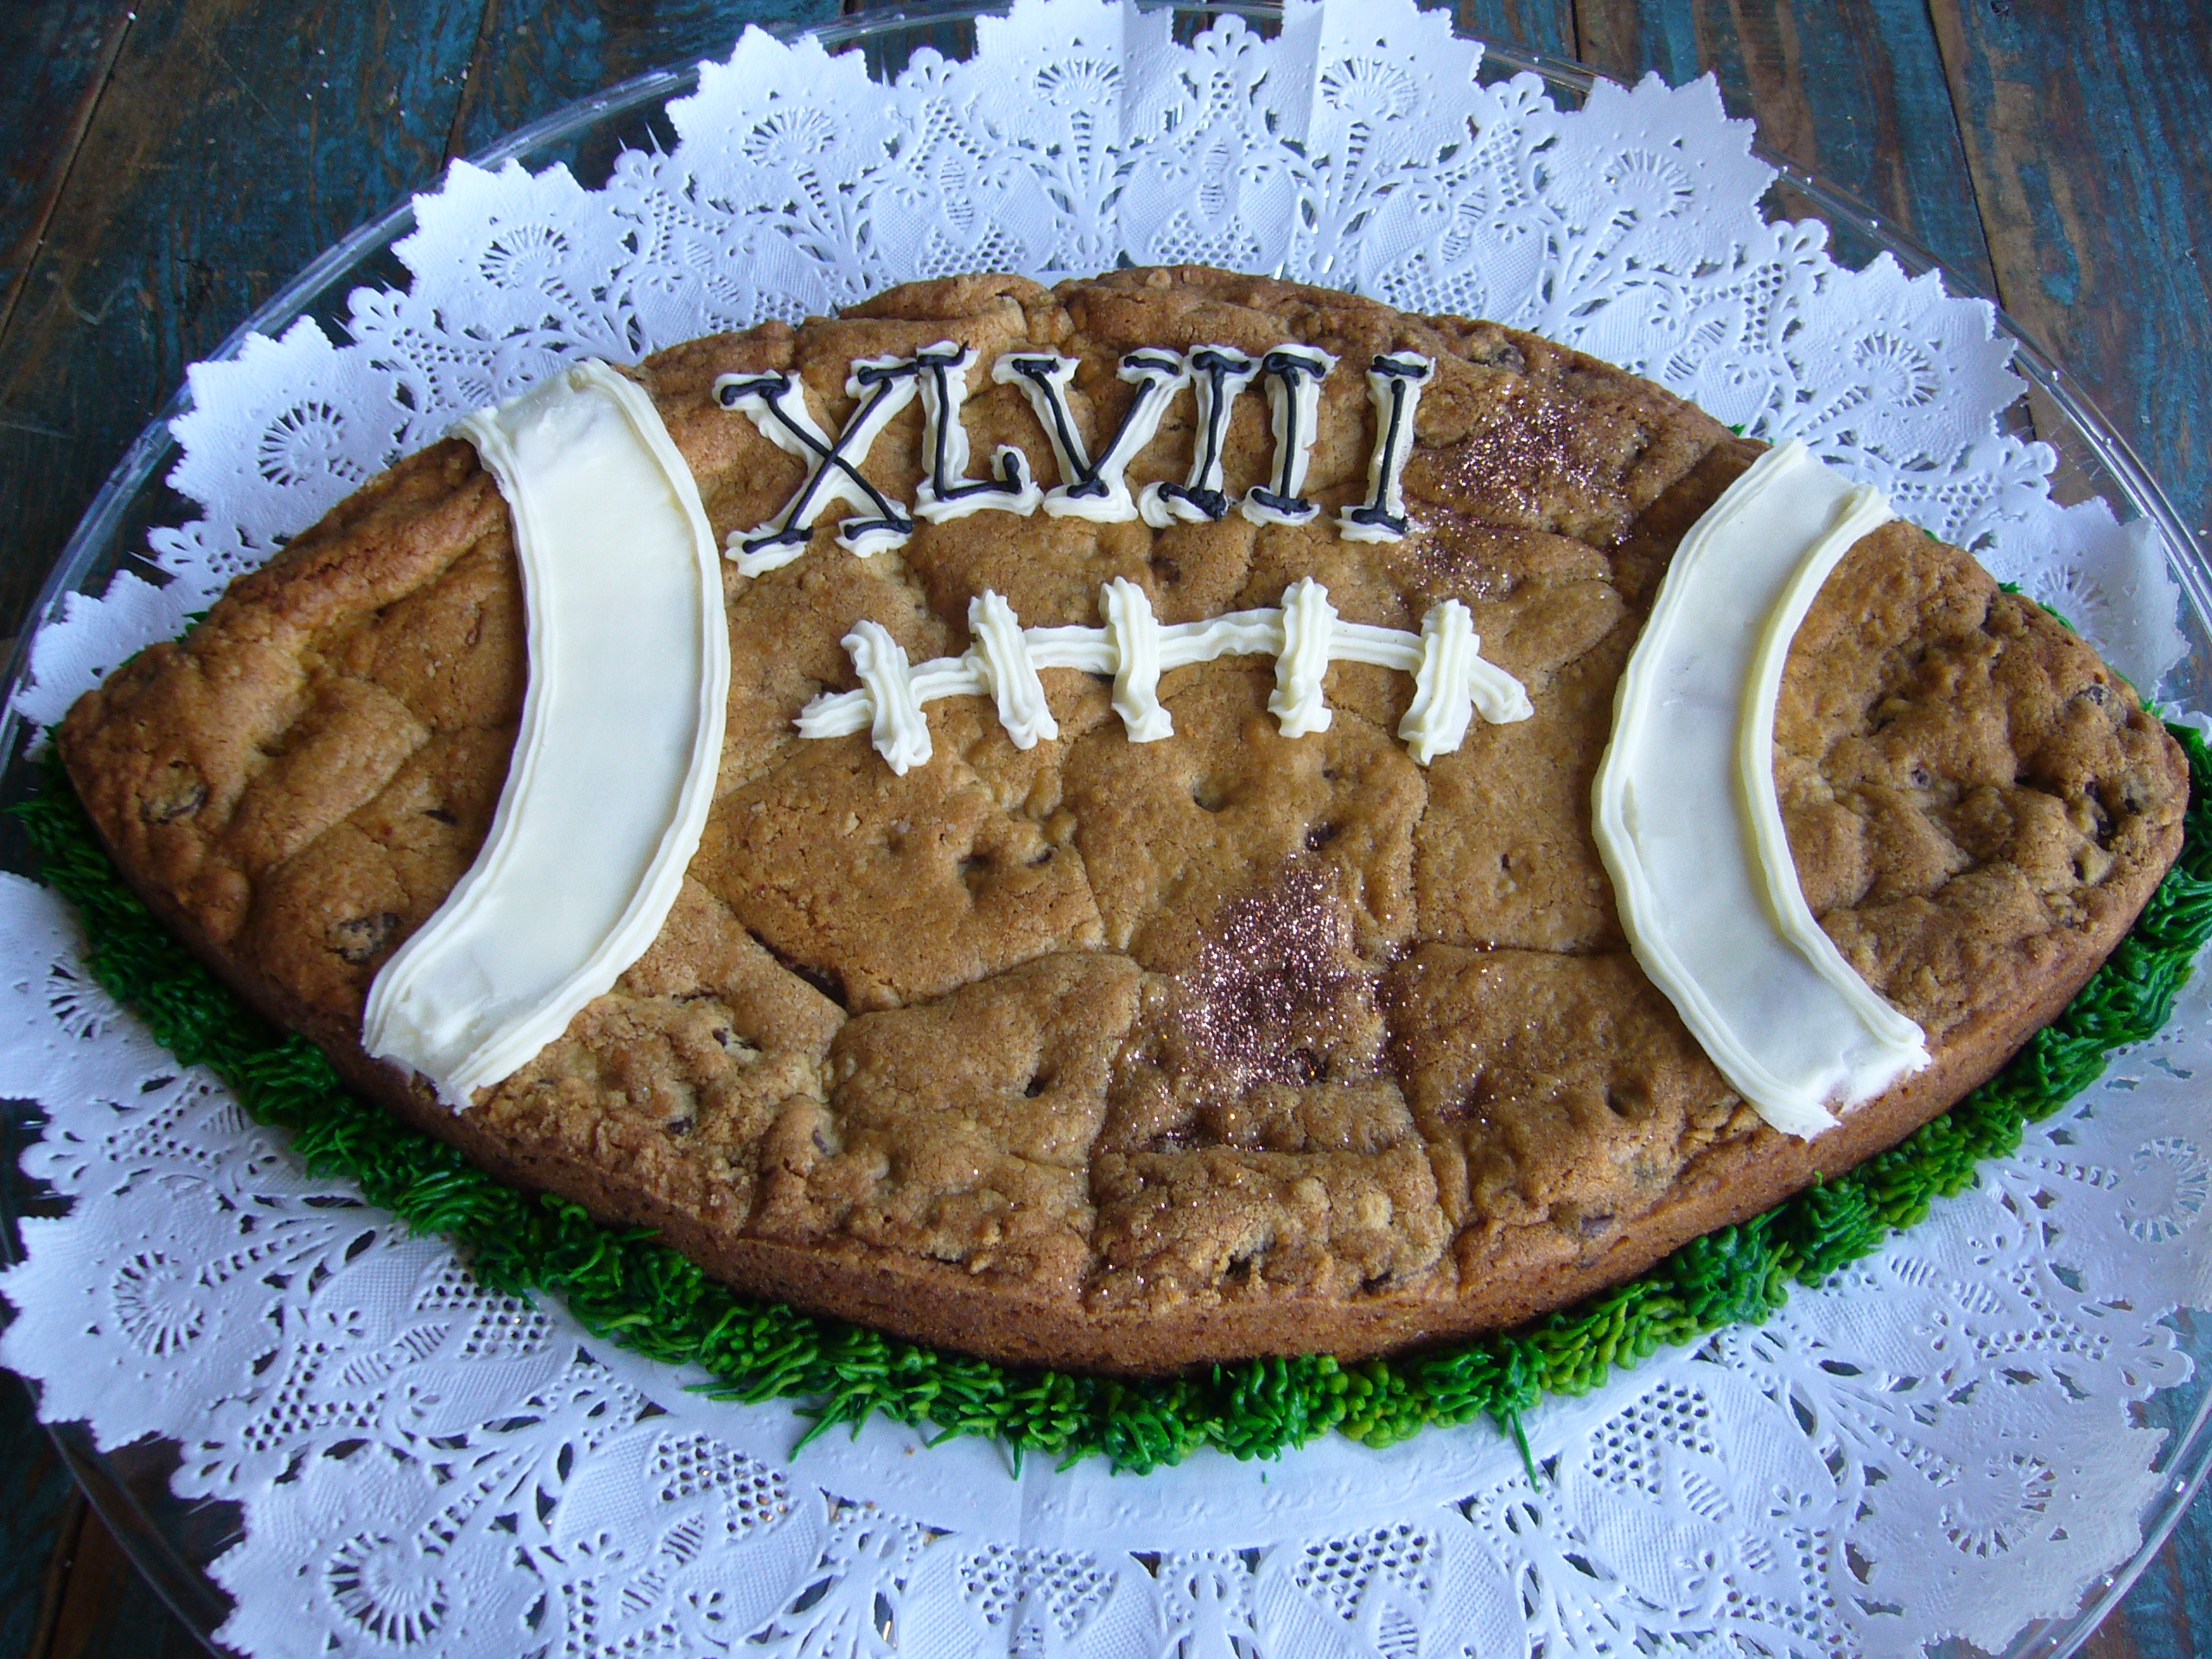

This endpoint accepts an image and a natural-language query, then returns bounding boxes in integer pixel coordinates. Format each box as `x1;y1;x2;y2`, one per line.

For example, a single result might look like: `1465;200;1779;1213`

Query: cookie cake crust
58;267;2189;1373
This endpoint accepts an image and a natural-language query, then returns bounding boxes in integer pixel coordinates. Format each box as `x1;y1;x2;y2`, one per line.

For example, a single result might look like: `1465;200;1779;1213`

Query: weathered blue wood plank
0;0;493;646
841;3;1579;97
1926;29;2212;1641
1932;0;2212;561
0;0;852;652
1455;0;1577;62
1571;0;1998;293
29;1486;213;1659
0;2;131;330
0;1377;76;1658
445;0;843;162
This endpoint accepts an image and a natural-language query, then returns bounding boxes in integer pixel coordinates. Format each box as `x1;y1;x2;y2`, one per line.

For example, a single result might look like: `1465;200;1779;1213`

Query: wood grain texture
0;1380;75;1659
1455;0;1577;60
1569;0;1996;290
0;0;850;651
1930;0;2212;547
0;2;131;337
0;0;490;646
23;1491;210;1659
446;0;840;160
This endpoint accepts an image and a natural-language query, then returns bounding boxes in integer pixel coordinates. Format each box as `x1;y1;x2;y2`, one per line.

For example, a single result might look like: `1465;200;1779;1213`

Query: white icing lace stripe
1398;603;1483;762
842;620;941;774
967;589;1056;747
1592;441;1929;1138
363;361;730;1108
1740;461;1937;1071
1269;575;1338;735
1103;575;1173;740
798;581;1531;766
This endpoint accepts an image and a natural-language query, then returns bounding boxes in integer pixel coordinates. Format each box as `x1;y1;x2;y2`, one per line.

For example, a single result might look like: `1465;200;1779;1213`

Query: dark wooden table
2;1;2207;1654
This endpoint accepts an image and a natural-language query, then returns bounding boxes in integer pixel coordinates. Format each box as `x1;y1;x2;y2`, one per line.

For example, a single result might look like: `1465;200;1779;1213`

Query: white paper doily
3;3;2207;1655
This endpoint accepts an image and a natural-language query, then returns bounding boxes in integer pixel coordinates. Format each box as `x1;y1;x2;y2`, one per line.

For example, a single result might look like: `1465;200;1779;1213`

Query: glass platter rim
1;5;2206;1654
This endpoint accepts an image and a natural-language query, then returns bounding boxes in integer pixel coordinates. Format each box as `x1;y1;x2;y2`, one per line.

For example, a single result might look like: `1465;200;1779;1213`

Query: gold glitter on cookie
1427;382;1621;534
1180;859;1380;1091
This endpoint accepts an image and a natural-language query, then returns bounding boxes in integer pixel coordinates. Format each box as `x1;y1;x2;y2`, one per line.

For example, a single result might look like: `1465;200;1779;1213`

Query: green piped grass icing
17;727;2212;1473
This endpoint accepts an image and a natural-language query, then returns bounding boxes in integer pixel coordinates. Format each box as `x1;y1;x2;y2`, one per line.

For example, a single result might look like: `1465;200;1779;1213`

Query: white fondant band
1591;440;1929;1139
364;361;730;1109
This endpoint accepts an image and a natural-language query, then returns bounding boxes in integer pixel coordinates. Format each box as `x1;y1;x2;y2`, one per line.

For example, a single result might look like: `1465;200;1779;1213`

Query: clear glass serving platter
1;4;2207;1655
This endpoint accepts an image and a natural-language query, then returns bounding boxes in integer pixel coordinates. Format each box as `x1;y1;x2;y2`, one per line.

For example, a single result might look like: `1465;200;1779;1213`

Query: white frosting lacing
362;361;730;1109
798;575;1531;772
966;588;1058;747
1592;440;1930;1136
1100;575;1173;742
1268;575;1339;736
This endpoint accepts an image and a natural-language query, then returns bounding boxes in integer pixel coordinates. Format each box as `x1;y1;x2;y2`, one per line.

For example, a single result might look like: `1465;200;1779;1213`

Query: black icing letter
1338;352;1434;544
1141;346;1259;526
994;348;1189;522
1241;345;1336;528
715;356;924;572
912;342;1040;523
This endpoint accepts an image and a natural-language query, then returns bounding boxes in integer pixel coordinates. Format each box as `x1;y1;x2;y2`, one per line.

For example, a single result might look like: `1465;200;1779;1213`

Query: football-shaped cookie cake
59;266;2189;1374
